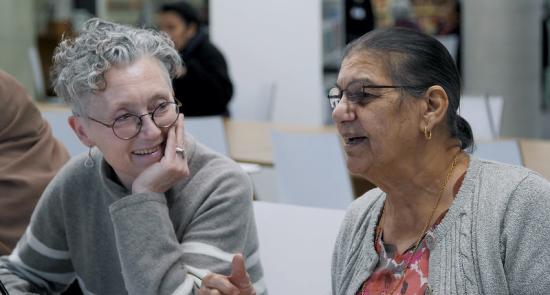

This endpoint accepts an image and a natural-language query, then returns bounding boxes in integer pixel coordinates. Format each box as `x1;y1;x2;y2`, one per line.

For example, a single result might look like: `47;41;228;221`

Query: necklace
361;153;460;295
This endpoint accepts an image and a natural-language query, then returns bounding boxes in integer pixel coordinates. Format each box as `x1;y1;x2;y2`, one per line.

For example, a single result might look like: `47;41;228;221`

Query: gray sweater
0;136;266;295
332;158;550;295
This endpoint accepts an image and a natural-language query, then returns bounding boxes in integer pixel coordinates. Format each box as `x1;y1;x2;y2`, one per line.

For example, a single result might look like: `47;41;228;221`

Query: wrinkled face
80;57;175;187
158;12;195;51
331;51;423;178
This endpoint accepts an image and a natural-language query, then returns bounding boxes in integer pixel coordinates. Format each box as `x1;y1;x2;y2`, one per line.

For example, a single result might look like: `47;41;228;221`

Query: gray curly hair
51;18;182;116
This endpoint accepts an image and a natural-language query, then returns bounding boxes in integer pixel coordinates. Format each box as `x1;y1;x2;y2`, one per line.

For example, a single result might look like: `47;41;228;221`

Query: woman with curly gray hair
0;18;265;295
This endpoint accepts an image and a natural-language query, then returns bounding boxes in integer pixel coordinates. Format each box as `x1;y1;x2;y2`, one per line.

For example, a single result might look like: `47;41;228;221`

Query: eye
155;101;171;113
347;91;380;105
115;113;134;122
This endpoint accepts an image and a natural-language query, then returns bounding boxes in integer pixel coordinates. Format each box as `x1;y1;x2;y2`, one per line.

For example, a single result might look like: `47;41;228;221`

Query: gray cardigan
0;136;266;295
332;158;550;295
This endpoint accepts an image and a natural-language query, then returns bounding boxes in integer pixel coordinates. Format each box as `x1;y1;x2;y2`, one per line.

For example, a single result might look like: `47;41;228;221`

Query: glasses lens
328;87;341;98
113;114;141;139
328;87;341;109
329;98;340;109
153;102;179;127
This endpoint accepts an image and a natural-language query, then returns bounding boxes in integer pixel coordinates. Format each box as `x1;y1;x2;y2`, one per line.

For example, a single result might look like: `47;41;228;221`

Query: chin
346;158;371;179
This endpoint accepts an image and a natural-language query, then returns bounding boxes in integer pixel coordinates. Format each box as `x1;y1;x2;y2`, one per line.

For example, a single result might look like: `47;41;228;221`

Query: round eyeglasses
88;99;182;140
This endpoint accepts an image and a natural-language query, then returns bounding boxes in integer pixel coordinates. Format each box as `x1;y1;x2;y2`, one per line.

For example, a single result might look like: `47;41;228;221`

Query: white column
462;0;543;138
210;0;324;125
0;0;36;96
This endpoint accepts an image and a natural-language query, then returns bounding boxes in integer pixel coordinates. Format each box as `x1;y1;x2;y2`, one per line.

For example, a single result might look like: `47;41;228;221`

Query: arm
501;173;550;294
0;180;75;294
109;168;263;295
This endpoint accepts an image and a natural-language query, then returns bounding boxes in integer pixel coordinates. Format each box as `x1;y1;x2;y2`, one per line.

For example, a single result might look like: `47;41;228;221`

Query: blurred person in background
0;18;264;295
158;2;233;117
0;70;70;255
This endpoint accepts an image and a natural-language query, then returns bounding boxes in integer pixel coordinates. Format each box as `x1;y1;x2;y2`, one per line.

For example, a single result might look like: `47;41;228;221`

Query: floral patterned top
356;173;465;295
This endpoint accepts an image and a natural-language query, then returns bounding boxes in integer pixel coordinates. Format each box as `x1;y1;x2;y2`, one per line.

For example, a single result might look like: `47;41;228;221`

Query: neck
376;142;468;253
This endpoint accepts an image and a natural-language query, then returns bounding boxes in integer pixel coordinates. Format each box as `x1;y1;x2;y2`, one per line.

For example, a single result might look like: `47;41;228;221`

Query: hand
198;254;256;295
132;115;190;193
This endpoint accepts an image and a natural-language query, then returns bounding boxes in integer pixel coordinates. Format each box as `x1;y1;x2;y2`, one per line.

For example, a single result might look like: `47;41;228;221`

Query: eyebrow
107;93;172;117
336;78;376;89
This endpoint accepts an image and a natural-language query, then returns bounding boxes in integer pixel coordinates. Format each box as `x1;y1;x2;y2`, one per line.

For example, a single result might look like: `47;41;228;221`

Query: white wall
462;0;543;138
210;0;324;125
0;0;36;96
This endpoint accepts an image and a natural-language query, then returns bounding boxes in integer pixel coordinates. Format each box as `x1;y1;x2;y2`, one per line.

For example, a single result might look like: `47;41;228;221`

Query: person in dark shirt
158;2;233;117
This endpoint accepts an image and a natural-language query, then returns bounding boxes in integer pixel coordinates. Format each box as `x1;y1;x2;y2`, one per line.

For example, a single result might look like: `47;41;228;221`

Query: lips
132;144;162;155
345;136;368;146
345;136;367;145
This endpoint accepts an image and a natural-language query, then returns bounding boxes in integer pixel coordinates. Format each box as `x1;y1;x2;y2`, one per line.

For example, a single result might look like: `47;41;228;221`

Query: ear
68;116;95;147
420;85;449;132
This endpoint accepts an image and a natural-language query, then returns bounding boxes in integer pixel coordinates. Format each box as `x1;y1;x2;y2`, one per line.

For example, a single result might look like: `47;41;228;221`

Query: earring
84;146;95;168
424;125;432;140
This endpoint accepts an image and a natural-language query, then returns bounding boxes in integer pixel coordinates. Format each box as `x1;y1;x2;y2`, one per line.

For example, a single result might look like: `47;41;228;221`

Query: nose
139;114;162;138
331;97;356;124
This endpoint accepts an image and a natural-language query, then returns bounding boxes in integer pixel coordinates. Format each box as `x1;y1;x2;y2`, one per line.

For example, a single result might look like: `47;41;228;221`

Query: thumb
228;254;251;289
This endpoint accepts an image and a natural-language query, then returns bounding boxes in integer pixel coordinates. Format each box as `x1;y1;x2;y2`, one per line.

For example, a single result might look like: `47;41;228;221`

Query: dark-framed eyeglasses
327;82;427;110
88;99;182;140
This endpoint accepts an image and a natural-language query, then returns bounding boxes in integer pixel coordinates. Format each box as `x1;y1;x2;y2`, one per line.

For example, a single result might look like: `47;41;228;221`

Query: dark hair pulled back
344;27;474;151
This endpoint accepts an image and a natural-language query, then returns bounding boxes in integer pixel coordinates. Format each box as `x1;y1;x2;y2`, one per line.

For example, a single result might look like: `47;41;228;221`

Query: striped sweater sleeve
108;167;266;295
0;182;75;294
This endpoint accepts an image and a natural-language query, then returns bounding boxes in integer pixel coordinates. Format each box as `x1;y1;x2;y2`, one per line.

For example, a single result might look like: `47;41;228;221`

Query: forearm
110;193;196;295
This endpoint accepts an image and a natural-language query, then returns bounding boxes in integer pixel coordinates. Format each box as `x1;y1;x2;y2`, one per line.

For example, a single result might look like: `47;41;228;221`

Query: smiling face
332;51;425;180
70;56;176;189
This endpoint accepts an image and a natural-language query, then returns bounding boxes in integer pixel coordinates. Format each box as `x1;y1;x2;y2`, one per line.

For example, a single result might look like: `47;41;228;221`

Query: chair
435;34;459;62
271;130;354;209
472;139;523;166
184;116;229;156
253;201;345;295
459;95;503;142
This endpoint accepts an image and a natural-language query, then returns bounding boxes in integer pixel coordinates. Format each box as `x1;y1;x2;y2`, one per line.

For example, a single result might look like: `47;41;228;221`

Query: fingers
163;117;177;162
229;254;252;290
201;273;240;295
175;115;185;156
163;115;185;162
198;287;222;295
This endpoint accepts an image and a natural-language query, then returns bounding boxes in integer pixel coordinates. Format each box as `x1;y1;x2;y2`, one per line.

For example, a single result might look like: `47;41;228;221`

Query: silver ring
175;146;185;159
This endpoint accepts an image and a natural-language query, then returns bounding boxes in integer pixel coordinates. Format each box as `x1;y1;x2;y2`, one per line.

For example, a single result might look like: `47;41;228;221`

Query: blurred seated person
158;2;233;117
0;70;69;255
0;18;264;295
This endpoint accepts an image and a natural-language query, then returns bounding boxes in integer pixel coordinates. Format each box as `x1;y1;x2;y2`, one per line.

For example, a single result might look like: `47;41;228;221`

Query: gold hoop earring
424;125;432;140
84;146;95;168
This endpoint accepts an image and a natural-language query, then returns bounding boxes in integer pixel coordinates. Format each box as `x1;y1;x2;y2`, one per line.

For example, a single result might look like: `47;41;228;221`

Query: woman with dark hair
158;2;233;117
329;28;550;294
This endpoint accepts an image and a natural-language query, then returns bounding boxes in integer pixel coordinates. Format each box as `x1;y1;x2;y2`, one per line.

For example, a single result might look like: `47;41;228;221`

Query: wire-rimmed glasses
88;99;182;140
327;82;427;109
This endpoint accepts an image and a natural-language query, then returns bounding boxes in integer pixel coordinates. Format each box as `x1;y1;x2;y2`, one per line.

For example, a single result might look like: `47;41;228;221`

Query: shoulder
342;188;385;227
194;38;226;61
465;158;550;228
188;138;248;181
469;157;549;201
474;157;533;183
43;152;95;191
184;136;252;200
335;188;384;250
